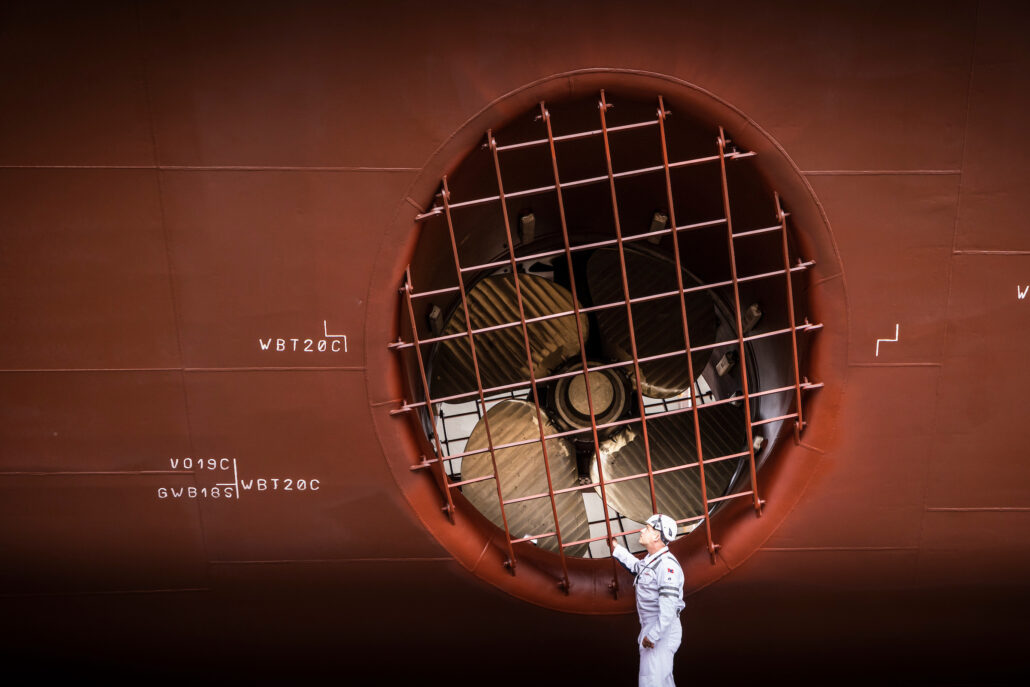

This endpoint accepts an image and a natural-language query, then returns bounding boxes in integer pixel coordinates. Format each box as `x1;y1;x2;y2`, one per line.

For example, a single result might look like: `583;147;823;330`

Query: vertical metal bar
717;127;763;515
438;407;452;469
598;90;658;515
441;176;519;573
775;192;806;443
402;266;455;520
656;97;719;562
487;130;572;592
539;101;622;596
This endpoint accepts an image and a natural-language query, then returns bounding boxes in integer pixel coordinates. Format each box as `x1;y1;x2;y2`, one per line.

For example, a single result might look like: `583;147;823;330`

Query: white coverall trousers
637;615;682;687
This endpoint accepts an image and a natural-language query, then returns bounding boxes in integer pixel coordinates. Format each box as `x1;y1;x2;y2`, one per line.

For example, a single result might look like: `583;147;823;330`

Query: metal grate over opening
390;90;822;594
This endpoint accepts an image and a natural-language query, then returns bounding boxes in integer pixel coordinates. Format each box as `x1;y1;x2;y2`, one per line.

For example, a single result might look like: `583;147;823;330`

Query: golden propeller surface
461;400;590;557
430;273;588;399
589;401;747;525
586;248;717;398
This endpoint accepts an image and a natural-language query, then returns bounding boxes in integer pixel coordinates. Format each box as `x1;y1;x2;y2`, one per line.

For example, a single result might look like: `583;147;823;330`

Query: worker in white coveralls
610;514;685;687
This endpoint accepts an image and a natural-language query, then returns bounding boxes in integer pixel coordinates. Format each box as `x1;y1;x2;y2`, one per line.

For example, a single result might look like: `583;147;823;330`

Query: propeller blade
461;400;590;556
589;401;747;525
430;273;588;399
586;248;717;398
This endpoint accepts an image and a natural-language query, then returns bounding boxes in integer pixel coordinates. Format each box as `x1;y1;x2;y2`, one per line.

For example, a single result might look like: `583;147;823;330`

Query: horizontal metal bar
733;223;782;239
404;284;461;299
511;531;557;545
685;323;809;355
561;533;615;549
495;117;660;152
447;473;495;488
746;380;821;401
653;450;749;474
738;260;815;285
437;407;484;420
708;490;754;504
414;150;756;220
503;489;574;506
752;412;799;427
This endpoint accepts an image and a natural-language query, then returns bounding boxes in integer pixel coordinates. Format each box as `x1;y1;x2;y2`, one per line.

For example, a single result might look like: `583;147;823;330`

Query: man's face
639;523;660;547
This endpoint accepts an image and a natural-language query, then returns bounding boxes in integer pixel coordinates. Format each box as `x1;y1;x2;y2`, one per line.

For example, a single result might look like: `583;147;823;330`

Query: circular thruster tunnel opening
385;72;829;608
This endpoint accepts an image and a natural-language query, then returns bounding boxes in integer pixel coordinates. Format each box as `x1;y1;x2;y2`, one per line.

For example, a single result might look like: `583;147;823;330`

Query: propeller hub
568;371;614;416
552;363;628;432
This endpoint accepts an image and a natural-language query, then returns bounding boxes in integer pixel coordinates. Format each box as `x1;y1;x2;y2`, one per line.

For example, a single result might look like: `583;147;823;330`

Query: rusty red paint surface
2;1;1029;683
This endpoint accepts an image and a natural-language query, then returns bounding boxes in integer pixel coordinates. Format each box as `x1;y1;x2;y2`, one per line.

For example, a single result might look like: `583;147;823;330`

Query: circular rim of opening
366;69;847;614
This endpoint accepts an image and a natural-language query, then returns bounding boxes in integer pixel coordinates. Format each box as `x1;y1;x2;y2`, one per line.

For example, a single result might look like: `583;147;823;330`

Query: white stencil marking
875;324;899;357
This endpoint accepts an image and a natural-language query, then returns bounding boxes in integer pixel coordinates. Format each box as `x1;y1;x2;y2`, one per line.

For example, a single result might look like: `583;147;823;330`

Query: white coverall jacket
613;543;685;687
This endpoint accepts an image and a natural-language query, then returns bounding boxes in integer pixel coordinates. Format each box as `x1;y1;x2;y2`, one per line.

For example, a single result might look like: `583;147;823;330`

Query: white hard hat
646;513;677;544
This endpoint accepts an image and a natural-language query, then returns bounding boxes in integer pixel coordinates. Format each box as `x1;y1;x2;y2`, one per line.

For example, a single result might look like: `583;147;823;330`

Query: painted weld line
0;164;419;172
1;367;181;373
802;169;960;176
952;249;1030;255
849;362;941;368
370;398;405;407
183;366;366;372
810;272;843;287
159;166;419;172
926;507;1030;512
0;366;366;373
209;557;454;564
0;470;186;476
0;587;210;598
759;546;919;552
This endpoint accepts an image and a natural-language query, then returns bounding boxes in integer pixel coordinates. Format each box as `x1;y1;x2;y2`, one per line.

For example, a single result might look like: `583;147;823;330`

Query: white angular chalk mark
1018;285;1029;300
875;324;900;357
323;320;348;352
324;320;346;337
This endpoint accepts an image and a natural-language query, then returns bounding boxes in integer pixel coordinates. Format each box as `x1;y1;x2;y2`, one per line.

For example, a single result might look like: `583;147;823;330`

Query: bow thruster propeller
461;400;590;557
429;245;746;555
